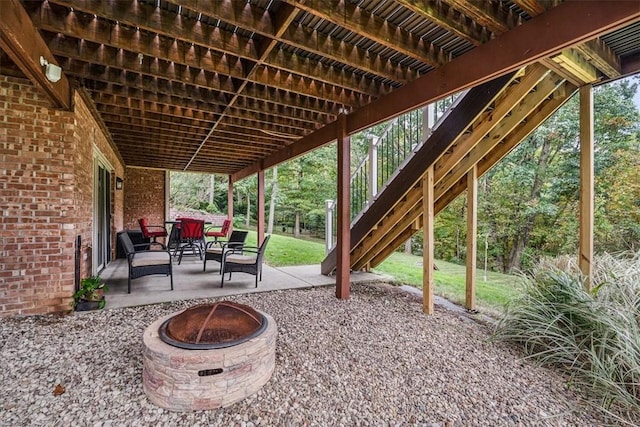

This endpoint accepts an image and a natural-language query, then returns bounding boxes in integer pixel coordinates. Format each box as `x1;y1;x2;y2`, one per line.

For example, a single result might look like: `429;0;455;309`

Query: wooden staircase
322;63;577;275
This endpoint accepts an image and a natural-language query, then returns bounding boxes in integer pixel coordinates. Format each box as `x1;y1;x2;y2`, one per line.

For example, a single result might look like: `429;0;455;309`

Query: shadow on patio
100;256;388;310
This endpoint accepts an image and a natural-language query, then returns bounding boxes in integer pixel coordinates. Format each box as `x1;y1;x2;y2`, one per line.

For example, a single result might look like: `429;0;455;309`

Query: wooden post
257;170;265;246
336;114;351;299
227;175;234;232
579;85;594;290
465;166;478;311
422;166;435;314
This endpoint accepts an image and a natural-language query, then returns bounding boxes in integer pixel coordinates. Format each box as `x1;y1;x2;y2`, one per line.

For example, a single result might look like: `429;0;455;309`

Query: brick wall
0;76;124;316
123;167;166;230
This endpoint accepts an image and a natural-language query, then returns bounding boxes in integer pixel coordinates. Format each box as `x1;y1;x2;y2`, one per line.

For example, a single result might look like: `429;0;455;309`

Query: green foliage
474;77;640;272
304;208;326;237
275;144;337;234
73;275;108;309
232;215;247;229
493;251;640;421
170;172;227;214
433;198;466;263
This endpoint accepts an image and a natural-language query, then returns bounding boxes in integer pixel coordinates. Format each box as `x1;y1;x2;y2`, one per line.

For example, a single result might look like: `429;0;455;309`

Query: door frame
93;147;113;274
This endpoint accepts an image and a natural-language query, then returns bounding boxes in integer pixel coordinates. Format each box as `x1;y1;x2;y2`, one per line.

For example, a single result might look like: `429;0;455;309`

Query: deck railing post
325;199;335;254
368;136;378;204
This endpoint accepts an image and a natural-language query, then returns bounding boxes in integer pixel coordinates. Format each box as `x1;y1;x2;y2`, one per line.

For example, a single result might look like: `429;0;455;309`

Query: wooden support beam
170;0;416;84
0;0;72;109
284;0;448;68
579;85;594;290
465;166;478;311
336;114;350;299
423;167;435;315
257;170;265;246
38;2;376;105
549;49;598;84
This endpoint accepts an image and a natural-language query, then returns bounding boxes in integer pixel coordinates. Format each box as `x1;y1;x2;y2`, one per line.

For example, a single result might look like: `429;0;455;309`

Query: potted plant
73;275;108;311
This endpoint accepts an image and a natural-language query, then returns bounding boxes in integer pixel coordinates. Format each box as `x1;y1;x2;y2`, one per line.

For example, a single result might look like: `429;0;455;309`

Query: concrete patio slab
100;256;387;309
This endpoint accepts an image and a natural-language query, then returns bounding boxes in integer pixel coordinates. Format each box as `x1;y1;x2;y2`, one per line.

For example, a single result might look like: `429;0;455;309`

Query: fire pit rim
158;301;268;350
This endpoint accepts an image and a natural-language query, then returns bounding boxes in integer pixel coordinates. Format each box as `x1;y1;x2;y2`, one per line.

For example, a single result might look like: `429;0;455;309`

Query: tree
170;171;228;213
277;144;337;236
478;77;640;272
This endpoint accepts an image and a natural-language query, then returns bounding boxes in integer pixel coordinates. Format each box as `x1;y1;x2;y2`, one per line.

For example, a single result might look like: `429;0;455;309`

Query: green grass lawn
374;252;521;311
240;231;327;267
233;230;520;311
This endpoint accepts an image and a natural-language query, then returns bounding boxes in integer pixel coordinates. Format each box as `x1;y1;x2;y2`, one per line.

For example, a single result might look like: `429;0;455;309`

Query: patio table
165;220;211;257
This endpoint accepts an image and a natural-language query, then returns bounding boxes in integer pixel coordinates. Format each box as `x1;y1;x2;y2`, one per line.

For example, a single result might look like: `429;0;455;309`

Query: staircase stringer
321;73;517;275
435;80;577;212
350;66;550;271
352;78;575;268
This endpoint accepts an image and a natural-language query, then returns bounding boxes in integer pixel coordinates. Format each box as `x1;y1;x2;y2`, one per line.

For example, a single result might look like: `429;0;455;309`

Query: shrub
493;251;640;422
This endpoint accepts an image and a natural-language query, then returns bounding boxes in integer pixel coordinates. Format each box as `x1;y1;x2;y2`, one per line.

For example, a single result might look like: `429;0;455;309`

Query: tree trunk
506;237;526;273
267;167;277;234
505;135;554;272
245;191;251;228
209;174;215;206
404;238;412;254
294;212;300;238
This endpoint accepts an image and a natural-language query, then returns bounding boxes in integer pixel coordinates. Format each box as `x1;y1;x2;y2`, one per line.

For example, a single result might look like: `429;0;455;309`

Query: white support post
325;199;334;254
423;103;435;141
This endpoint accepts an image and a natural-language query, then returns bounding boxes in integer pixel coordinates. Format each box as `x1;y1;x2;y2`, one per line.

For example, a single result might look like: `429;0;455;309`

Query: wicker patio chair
221;235;270;288
119;232;173;294
203;230;248;272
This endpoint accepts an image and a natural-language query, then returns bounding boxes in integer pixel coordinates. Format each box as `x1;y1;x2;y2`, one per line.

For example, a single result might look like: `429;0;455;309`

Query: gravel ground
0;283;610;426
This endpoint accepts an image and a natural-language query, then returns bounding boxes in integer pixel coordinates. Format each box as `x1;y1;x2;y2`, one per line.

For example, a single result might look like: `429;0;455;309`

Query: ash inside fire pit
159;301;267;350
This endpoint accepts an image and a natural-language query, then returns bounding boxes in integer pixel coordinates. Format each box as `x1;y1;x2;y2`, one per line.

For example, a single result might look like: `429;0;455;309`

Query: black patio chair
221;235;270;288
119;232;173;294
203;230;249;272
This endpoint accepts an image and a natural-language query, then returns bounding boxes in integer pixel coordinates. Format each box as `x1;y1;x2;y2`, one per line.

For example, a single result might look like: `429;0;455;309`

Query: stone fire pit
142;302;277;411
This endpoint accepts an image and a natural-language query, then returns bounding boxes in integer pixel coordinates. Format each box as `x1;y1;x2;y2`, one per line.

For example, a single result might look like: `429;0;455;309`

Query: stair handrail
325;91;467;252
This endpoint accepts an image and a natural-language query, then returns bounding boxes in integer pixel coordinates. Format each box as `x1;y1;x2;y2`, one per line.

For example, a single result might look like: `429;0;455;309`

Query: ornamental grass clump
493;251;640;421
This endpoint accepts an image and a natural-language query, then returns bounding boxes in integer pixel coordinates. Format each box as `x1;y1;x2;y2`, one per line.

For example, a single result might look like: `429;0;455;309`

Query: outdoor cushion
131;251;171;268
224;254;257;265
206;247;223;255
